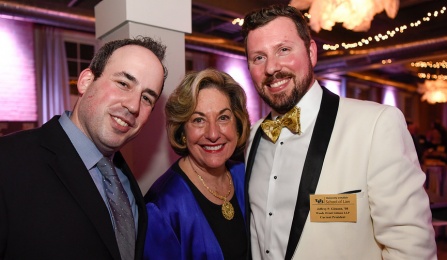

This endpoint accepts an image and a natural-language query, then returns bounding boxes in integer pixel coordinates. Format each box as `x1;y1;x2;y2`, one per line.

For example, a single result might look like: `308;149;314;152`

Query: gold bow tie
261;106;301;143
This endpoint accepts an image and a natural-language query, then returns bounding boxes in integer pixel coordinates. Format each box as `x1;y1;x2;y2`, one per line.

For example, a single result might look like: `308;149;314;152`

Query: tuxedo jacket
0;116;147;260
245;87;437;259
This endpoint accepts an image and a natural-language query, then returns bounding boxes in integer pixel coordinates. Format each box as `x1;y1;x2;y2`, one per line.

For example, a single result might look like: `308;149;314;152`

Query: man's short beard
258;65;314;114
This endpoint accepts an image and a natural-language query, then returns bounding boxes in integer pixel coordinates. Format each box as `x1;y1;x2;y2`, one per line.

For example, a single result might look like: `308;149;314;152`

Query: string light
322;5;446;51
415;60;447;103
232;5;445;52
412;60;447;80
418;73;447;80
411;60;447;69
232;18;244;26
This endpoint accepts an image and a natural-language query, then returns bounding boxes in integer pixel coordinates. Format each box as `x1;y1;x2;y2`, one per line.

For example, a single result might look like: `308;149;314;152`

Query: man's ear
309;40;317;68
77;68;94;95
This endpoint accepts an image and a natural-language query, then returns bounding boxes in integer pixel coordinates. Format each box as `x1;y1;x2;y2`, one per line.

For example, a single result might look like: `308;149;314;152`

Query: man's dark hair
241;4;312;51
89;36;168;86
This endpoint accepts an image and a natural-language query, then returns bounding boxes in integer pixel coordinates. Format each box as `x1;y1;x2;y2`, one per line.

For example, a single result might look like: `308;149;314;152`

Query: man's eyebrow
144;88;159;100
114;71;138;84
114;71;159;100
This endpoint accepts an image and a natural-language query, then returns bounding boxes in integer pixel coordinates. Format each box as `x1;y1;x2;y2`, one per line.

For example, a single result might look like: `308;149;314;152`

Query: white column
95;0;191;195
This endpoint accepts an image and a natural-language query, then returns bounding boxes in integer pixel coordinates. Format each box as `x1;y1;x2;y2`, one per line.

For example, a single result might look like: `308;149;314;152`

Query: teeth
204;145;223;151
270;79;288;88
113;116;128;127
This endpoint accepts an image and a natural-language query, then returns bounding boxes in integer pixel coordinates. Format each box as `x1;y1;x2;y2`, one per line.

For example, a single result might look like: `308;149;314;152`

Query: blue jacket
144;160;246;260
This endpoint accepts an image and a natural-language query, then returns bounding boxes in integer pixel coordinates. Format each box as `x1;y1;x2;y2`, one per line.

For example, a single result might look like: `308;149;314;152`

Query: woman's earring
182;135;187;145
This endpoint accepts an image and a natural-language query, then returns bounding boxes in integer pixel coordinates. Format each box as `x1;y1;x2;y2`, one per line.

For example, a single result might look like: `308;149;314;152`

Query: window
62;31;98;108
65;41;95;95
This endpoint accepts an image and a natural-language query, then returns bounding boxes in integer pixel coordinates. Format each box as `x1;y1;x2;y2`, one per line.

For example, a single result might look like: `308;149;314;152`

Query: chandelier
418;79;447;104
289;0;400;32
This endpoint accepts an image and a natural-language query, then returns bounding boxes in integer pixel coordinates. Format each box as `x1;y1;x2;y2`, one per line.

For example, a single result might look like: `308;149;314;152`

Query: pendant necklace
188;156;235;220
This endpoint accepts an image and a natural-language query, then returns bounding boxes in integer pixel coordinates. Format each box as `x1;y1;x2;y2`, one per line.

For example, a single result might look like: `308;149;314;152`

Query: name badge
309;194;357;222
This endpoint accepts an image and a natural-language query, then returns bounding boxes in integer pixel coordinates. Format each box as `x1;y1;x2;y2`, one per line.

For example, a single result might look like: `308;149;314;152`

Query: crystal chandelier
289;0;400;32
418;79;447;104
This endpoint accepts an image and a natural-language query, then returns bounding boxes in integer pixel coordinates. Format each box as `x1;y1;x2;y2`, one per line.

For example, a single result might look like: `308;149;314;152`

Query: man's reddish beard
257;64;314;114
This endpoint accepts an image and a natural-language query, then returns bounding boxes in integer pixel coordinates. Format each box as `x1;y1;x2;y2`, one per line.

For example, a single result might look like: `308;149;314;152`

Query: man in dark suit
0;36;167;260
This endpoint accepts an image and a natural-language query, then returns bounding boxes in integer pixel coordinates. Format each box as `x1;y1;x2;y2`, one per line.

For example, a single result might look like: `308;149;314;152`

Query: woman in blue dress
143;68;251;260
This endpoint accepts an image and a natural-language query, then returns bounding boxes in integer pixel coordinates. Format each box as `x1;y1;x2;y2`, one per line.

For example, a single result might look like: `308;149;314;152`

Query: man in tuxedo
0;36;167;260
242;5;437;259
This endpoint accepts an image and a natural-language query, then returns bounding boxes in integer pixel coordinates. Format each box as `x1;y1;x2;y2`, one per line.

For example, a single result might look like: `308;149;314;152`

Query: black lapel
284;87;340;260
244;126;264;260
40;117;121;259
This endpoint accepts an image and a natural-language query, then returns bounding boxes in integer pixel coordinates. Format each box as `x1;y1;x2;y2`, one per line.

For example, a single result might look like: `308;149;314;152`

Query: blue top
144;160;246;260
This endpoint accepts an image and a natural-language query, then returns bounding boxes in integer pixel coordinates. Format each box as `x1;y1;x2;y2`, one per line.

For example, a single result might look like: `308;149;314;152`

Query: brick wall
0;18;36;122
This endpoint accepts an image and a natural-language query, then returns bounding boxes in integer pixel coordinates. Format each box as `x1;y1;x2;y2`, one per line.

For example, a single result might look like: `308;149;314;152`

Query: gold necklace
188;156;235;220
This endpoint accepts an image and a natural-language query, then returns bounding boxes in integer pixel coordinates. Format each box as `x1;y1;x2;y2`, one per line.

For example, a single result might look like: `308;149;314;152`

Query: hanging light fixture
289;0;400;32
418;79;447;104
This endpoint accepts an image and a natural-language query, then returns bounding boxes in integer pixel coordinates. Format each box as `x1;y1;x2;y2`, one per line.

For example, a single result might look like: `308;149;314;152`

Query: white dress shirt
249;82;323;260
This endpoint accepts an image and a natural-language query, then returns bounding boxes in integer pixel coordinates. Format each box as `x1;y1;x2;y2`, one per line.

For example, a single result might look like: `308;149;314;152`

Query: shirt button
280;141;284;145
266;250;270;254
269;212;273;216
274;176;277;179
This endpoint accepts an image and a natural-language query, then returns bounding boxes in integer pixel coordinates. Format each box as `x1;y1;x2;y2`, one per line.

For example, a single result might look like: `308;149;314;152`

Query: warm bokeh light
418;79;447;104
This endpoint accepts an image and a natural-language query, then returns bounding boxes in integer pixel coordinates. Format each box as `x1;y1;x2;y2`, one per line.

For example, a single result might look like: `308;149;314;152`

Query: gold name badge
309;194;357;222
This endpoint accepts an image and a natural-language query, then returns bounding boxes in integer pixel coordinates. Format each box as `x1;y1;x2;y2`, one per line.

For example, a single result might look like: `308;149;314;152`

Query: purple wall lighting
0;18;37;121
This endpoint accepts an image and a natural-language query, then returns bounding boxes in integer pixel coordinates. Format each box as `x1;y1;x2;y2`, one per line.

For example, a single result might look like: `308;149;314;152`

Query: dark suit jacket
0;116;147;260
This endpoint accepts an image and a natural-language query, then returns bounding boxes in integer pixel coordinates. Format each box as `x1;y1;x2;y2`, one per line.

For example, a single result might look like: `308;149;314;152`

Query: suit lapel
244;126;263;260
245;126;263;219
284;87;339;259
40;117;121;260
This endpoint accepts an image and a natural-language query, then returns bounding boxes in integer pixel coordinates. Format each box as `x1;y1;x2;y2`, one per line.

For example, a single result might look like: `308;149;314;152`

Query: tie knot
97;157;117;177
279;106;300;126
261;106;301;143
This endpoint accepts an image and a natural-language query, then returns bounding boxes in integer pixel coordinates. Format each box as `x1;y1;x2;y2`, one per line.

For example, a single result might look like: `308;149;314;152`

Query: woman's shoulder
146;162;190;203
146;162;203;222
226;160;245;185
227;160;245;172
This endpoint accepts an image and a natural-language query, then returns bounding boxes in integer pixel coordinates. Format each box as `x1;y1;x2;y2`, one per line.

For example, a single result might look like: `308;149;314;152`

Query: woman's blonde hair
165;68;250;158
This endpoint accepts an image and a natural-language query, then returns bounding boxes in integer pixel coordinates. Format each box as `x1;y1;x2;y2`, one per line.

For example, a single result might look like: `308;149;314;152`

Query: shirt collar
59;111;105;170
270;81;322;135
297;81;322;134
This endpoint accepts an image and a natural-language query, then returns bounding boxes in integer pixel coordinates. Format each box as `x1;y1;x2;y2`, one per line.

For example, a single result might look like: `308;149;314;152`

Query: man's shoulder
337;97;406;128
339;97;400;115
0;116;62;142
0;126;41;148
340;96;390;109
0;116;67;156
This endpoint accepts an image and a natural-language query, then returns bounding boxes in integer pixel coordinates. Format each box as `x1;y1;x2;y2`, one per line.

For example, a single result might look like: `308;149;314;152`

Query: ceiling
0;0;446;92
